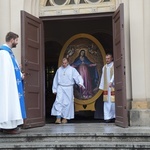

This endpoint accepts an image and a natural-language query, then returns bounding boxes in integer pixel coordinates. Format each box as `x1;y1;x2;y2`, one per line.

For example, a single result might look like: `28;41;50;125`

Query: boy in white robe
99;53;115;123
51;58;84;124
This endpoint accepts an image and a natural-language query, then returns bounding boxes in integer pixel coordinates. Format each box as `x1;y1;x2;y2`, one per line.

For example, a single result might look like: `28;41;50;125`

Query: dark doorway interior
43;15;113;123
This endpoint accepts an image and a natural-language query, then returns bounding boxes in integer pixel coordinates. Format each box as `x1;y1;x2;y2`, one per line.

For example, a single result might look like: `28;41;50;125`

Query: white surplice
99;62;115;120
0;45;23;129
51;65;84;119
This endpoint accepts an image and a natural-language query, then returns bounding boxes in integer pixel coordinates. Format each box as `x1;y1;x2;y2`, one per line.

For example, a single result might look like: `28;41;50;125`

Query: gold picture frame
59;33;106;111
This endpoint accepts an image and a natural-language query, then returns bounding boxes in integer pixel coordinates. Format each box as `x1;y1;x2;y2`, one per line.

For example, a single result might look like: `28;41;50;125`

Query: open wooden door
113;3;128;127
21;11;45;128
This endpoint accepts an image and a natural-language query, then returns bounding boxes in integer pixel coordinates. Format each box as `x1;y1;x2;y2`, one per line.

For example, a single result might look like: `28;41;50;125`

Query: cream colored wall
0;0;10;44
0;0;39;63
0;0;24;63
130;0;145;100
129;0;150;101
143;0;150;100
24;0;40;17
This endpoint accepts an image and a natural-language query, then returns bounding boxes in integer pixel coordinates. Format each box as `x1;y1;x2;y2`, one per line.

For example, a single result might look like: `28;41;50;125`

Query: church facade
0;0;150;127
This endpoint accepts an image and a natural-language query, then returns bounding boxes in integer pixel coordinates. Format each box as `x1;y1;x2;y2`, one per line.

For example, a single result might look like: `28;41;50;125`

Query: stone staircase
0;123;150;150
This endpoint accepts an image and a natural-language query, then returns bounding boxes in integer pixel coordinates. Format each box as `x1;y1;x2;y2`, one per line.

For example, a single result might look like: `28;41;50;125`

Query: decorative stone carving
40;0;116;16
84;0;104;4
49;0;70;6
74;0;80;4
48;0;105;6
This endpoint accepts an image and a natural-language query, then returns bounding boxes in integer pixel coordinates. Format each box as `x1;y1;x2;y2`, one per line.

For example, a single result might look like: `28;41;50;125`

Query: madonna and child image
63;36;104;100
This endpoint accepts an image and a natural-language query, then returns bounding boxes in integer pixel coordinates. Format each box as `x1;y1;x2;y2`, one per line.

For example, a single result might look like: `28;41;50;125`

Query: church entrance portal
21;4;128;128
43;14;113;123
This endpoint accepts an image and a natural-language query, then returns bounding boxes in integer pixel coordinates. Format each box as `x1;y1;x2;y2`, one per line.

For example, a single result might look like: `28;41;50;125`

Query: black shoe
111;118;115;123
105;119;111;123
105;118;115;123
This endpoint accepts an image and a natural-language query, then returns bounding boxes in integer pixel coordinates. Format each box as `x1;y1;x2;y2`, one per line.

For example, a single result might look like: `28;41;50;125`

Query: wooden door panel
21;11;45;128
113;3;128;127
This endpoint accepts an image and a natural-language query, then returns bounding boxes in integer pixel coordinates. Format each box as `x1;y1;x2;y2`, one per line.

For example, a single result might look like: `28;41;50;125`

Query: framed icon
59;33;106;111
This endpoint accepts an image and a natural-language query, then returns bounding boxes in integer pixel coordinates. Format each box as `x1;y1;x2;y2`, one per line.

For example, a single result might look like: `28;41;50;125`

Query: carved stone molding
48;0;105;6
39;0;116;16
49;0;71;6
84;0;104;4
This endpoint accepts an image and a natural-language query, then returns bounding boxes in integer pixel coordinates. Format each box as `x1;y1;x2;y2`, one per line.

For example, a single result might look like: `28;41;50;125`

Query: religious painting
59;33;106;111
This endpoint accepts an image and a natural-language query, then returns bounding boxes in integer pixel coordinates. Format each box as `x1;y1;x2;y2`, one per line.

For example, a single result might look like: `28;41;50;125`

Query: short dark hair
5;32;19;42
106;53;113;58
62;57;69;62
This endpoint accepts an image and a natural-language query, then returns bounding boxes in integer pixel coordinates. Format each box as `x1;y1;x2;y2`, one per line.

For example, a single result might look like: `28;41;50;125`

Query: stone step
1;141;150;150
1;132;150;143
1;123;150;149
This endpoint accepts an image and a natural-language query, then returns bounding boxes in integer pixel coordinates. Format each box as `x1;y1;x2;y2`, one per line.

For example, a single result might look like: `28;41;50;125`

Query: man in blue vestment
0;32;26;134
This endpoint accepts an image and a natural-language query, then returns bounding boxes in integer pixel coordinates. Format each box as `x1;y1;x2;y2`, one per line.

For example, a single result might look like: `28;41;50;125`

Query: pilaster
129;0;150;126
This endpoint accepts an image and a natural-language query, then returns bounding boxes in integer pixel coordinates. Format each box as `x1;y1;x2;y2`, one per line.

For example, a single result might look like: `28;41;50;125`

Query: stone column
144;0;150;103
129;0;150;126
